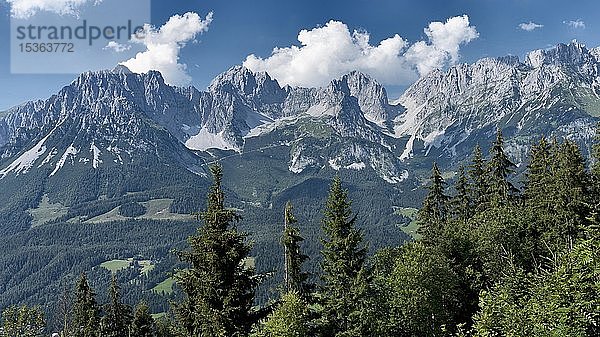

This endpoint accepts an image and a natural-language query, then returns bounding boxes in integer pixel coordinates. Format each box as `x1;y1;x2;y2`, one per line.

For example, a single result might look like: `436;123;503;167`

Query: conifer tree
282;201;310;296
418;162;449;242
486;129;517;204
469;144;488;207
521;138;590;250
100;274;132;337
172;164;259;337
591;124;600;222
550;140;590;240
451;166;471;222
594;123;600;180
130;302;156;337
72;273;100;337
319;176;372;337
524;136;552;207
513;136;554;263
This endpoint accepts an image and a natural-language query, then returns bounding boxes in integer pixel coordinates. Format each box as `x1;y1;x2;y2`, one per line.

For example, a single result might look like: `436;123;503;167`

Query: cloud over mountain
244;15;478;88
122;12;213;86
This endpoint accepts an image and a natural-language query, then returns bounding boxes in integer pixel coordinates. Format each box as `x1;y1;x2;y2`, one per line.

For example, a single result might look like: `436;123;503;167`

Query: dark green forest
1;127;599;337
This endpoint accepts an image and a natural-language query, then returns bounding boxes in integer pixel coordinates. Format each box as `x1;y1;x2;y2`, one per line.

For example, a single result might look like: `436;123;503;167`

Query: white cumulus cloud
405;15;479;76
122;12;213;86
6;0;99;18
519;22;544;31
104;41;130;53
243;15;478;88
564;19;586;29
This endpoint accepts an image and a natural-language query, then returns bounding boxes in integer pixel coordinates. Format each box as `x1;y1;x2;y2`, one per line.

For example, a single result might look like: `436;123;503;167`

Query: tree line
1;127;599;336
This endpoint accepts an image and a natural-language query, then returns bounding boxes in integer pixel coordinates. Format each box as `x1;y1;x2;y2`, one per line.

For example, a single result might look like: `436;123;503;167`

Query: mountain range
0;41;598;314
3;42;599;185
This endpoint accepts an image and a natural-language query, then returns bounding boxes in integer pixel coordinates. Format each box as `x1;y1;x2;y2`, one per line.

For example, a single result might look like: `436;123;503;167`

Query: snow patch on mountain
0;133;50;178
90;143;102;169
185;127;240;152
50;145;79;176
328;158;366;171
346;162;366;170
400;134;416;161
382;170;409;184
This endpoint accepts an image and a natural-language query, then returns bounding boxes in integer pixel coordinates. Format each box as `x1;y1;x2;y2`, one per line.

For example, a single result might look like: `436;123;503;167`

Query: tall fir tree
517;136;555;263
282;201;311;296
549;140;590;241
524;136;552;208
72;273;100;337
594;123;600;180
100;274;132;337
469;144;488;208
592;123;600;222
319;176;372;337
130;302;157;337
173;164;259;337
418;162;449;243
486;128;517;205
451;166;472;223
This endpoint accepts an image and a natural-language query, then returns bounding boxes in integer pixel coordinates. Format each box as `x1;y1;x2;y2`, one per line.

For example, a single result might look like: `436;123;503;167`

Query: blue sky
1;0;599;110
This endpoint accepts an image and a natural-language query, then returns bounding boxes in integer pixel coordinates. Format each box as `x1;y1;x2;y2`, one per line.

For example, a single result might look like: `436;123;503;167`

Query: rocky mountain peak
209;66;283;97
336;71;386;100
525;41;596;69
206;66;288;120
112;64;133;75
327;71;399;123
